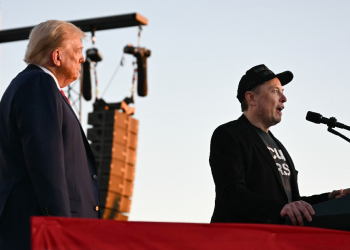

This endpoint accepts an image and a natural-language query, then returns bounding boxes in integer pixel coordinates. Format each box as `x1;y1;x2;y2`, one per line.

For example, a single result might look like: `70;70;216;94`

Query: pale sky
1;0;350;223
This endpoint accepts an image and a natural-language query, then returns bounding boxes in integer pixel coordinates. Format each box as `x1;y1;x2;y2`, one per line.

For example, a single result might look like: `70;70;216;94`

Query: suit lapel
60;95;98;168
239;115;285;192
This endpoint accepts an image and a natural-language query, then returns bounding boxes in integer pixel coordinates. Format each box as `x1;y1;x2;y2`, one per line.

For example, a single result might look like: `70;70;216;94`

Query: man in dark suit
209;64;350;226
0;20;99;249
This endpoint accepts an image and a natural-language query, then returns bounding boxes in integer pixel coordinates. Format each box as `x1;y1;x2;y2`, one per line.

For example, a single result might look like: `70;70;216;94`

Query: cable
100;54;125;98
101;26;142;98
137;25;142;47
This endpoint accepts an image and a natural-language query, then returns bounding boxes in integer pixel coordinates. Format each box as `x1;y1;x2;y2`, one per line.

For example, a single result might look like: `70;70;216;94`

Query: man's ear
51;49;62;66
245;91;257;106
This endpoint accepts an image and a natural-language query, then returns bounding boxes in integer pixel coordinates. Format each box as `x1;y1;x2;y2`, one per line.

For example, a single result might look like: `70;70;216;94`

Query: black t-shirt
254;126;293;203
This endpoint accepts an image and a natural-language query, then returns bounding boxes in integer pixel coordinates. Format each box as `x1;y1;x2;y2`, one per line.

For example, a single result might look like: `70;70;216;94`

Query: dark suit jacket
209;114;329;224
0;65;99;249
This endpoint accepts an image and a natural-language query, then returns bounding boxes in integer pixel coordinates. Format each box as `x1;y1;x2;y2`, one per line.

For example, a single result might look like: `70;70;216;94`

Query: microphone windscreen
306;111;322;124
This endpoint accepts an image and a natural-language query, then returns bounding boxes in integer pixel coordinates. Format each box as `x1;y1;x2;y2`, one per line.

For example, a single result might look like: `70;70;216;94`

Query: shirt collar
35;64;61;91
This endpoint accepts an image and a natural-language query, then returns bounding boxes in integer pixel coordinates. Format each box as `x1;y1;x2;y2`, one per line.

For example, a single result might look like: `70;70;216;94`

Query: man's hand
280;201;315;226
328;188;350;200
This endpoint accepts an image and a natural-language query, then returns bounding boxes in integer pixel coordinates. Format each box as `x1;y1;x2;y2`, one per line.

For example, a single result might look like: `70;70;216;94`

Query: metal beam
0;13;148;43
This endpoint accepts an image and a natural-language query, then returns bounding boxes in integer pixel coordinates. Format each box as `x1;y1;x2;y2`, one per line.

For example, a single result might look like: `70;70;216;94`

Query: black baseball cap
237;64;293;103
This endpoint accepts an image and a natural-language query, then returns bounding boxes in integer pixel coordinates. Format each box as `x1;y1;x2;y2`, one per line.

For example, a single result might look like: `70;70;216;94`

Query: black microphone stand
327;117;350;143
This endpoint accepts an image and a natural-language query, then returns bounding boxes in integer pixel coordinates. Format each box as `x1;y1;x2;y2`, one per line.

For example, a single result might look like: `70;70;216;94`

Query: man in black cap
209;64;349;225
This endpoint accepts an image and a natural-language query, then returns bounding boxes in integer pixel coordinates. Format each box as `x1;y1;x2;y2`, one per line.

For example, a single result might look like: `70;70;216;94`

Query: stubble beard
258;106;281;129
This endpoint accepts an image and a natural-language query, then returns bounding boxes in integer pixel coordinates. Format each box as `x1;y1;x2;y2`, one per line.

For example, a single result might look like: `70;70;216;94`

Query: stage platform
31;216;350;250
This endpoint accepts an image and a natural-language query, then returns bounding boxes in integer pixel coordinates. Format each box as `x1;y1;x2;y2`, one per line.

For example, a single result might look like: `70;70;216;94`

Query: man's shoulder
1;65;58;106
211;115;249;140
11;65;56;91
214;115;247;132
16;64;51;81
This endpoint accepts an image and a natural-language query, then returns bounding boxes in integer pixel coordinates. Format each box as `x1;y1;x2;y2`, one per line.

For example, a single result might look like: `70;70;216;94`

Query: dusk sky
1;1;350;223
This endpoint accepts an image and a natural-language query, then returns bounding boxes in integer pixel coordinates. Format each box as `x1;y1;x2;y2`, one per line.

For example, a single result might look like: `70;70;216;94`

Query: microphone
306;111;350;130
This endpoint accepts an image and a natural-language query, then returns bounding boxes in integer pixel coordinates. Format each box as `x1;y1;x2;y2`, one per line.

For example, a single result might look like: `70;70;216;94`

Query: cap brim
276;71;293;86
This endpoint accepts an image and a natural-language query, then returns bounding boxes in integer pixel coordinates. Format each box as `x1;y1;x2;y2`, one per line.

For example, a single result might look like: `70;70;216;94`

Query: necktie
60;90;71;105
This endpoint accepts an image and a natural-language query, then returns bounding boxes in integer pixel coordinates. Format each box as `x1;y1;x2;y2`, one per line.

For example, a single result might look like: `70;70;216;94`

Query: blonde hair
24;20;86;65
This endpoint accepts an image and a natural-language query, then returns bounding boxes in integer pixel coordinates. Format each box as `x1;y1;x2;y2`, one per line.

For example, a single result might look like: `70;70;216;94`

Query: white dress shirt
35;64;61;91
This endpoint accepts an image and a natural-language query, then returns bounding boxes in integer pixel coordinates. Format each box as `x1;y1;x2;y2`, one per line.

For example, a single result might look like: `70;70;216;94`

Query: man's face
59;36;84;87
255;77;287;128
